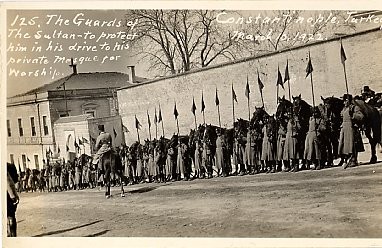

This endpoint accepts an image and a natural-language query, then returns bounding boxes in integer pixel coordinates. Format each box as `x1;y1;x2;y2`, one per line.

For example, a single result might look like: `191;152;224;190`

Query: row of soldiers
17;91;373;192
17;157;97;193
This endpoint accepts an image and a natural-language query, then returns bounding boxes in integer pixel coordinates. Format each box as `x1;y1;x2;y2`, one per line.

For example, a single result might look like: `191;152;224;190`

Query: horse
201;124;218;178
320;96;344;163
155;136;169;182
100;149;125;198
292;94;313;169
352;97;382;163
232;118;249;174
251;106;270;169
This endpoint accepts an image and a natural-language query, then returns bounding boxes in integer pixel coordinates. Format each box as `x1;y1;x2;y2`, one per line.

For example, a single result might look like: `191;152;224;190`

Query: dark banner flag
232;84;238;102
215;88;220;106
174;102;179;119
191;97;197;115
135;115;142;129
201;92;205;112
306;52;314;78
245;77;250;99
277;66;284;89
284;60;290;83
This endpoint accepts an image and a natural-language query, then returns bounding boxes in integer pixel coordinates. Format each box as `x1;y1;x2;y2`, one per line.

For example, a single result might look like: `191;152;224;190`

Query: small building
7;64;146;170
54;114;125;162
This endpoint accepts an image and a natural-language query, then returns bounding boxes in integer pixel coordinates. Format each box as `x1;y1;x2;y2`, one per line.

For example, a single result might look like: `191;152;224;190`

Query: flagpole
307;51;320;168
155;122;158;140
247;75;251;121
340;39;349;95
136;127;140;144
276;85;279;108
161;120;165;137
257;69;265;110
201;91;206;126
159;103;165;137
176;118;180;135
147;110;152;141
287;59;292;102
232;85;235;128
217;104;222;129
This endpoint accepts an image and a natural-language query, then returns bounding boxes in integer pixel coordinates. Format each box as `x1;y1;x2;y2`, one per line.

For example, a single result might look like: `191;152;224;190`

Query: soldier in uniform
215;129;225;177
304;107;322;170
92;125;113;173
338;94;365;168
283;110;301;172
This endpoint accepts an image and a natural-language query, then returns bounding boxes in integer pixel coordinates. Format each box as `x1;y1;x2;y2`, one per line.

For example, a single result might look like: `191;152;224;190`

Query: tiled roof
16;72;147;97
54;114;93;124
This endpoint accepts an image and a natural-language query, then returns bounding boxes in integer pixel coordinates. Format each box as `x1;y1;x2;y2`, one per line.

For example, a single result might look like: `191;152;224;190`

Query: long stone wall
118;28;382;144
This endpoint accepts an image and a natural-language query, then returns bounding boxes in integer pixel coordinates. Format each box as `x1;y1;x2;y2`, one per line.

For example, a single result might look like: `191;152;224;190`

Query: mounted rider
92;125;113;172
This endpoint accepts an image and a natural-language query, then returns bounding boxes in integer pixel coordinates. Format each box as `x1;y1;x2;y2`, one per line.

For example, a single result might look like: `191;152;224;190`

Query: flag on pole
113;127;117;137
158;105;162;123
201;92;205;112
191;97;197;115
74;139;79;150
232;84;237;102
215;88;220;106
245;76;250;99
82;137;89;144
66;145;70;152
306;52;314;78
57;145;61;154
174;102;179;119
257;71;264;92
340;42;347;65
135;115;142;129
277;66;284;89
147;110;151;128
154;108;158;123
122;125;129;133
27;157;30;162
78;137;83;146
284;60;290;83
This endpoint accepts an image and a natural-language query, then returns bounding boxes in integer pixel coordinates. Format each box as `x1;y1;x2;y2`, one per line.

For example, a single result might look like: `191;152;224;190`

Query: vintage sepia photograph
2;1;382;246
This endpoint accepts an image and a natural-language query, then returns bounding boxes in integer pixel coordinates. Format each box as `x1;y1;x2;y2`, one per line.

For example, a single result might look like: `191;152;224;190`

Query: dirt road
12;161;382;239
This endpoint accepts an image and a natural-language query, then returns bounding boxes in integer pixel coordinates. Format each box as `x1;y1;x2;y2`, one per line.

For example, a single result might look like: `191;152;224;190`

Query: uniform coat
338;105;365;155
283;119;300;160
194;142;202;171
261;125;275;161
93;132;112;165
304;117;321;160
215;136;225;170
245;131;257;165
276;125;286;161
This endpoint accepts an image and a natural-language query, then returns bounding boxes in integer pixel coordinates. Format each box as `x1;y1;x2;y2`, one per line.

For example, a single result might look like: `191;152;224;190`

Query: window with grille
18;118;23;136
30;117;36;136
43;116;49;135
7;120;11;137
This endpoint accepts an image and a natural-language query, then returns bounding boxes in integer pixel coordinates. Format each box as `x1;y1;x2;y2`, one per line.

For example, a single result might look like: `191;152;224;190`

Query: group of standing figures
15;92;382;194
118;93;382;184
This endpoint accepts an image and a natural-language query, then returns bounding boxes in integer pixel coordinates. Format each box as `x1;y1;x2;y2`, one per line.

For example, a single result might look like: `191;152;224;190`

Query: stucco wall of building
7;99;53;169
118;29;382;144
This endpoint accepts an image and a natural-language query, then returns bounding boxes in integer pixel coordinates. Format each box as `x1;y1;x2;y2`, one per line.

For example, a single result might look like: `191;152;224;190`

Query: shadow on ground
33;220;103;237
85;229;110;237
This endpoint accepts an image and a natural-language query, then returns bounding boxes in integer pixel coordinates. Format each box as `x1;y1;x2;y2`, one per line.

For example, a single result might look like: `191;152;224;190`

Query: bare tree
123;10;237;75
